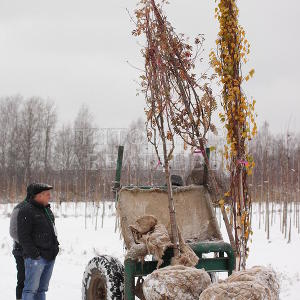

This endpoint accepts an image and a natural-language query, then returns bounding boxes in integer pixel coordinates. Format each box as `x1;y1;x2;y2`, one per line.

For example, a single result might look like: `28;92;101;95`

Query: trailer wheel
82;255;124;300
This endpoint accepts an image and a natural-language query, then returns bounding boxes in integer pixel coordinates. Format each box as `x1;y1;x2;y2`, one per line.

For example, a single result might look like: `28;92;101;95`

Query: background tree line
249;121;300;203
0;95;192;203
0;96;299;204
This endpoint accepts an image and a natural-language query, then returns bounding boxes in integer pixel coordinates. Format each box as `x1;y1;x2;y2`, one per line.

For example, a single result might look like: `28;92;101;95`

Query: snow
217;203;300;299
241;205;300;299
0;202;125;299
0;201;299;299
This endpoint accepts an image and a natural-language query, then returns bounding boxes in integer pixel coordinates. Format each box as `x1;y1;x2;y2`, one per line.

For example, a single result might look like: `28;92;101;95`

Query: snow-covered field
0;201;299;299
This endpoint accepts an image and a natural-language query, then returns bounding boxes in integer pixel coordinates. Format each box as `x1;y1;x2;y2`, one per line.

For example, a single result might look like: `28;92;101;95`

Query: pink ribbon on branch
237;159;249;167
194;148;205;156
154;159;162;170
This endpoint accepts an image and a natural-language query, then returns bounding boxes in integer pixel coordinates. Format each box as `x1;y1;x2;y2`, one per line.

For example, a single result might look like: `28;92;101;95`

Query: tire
82;255;124;300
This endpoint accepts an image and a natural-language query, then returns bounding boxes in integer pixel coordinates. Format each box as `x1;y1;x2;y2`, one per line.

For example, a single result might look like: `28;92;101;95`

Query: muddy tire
82;255;124;300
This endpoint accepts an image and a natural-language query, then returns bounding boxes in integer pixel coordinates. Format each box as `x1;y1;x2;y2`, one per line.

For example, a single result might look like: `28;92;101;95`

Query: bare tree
74;104;98;170
54;124;75;171
20;97;44;183
0;96;23;200
41;101;57;180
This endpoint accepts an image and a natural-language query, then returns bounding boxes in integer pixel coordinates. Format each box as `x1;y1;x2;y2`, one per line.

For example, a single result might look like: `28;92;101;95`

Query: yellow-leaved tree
210;0;257;270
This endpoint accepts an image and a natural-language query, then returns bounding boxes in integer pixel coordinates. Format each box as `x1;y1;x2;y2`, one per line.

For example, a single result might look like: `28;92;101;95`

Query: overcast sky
0;0;299;133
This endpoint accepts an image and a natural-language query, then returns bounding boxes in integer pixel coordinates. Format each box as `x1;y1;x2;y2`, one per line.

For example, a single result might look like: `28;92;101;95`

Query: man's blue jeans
22;257;55;300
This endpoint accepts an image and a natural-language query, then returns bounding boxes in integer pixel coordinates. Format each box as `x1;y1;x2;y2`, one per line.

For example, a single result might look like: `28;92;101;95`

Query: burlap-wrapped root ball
129;215;157;234
199;266;280;300
143;265;211;300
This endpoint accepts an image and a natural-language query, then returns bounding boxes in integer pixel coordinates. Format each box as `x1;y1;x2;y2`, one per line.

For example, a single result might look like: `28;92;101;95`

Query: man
10;199;27;300
17;183;59;300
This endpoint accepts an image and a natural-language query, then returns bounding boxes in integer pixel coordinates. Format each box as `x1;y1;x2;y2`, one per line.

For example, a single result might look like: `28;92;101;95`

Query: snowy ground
0;201;299;299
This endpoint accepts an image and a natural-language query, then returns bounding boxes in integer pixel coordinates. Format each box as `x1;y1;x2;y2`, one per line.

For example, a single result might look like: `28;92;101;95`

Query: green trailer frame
114;146;235;300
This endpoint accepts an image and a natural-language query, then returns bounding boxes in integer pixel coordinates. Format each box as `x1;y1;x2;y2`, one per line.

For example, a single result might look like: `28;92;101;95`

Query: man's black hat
27;183;53;197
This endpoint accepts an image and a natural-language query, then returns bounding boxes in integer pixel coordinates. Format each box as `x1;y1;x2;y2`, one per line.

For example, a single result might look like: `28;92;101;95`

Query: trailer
82;146;235;300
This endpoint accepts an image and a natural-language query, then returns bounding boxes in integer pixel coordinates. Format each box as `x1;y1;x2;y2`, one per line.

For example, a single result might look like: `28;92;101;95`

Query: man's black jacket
17;198;59;261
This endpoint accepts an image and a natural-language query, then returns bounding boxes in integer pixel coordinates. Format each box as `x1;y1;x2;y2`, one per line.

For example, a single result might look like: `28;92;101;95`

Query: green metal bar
113;145;124;203
124;259;136;300
126;257;231;277
190;242;235;275
196;257;231;272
